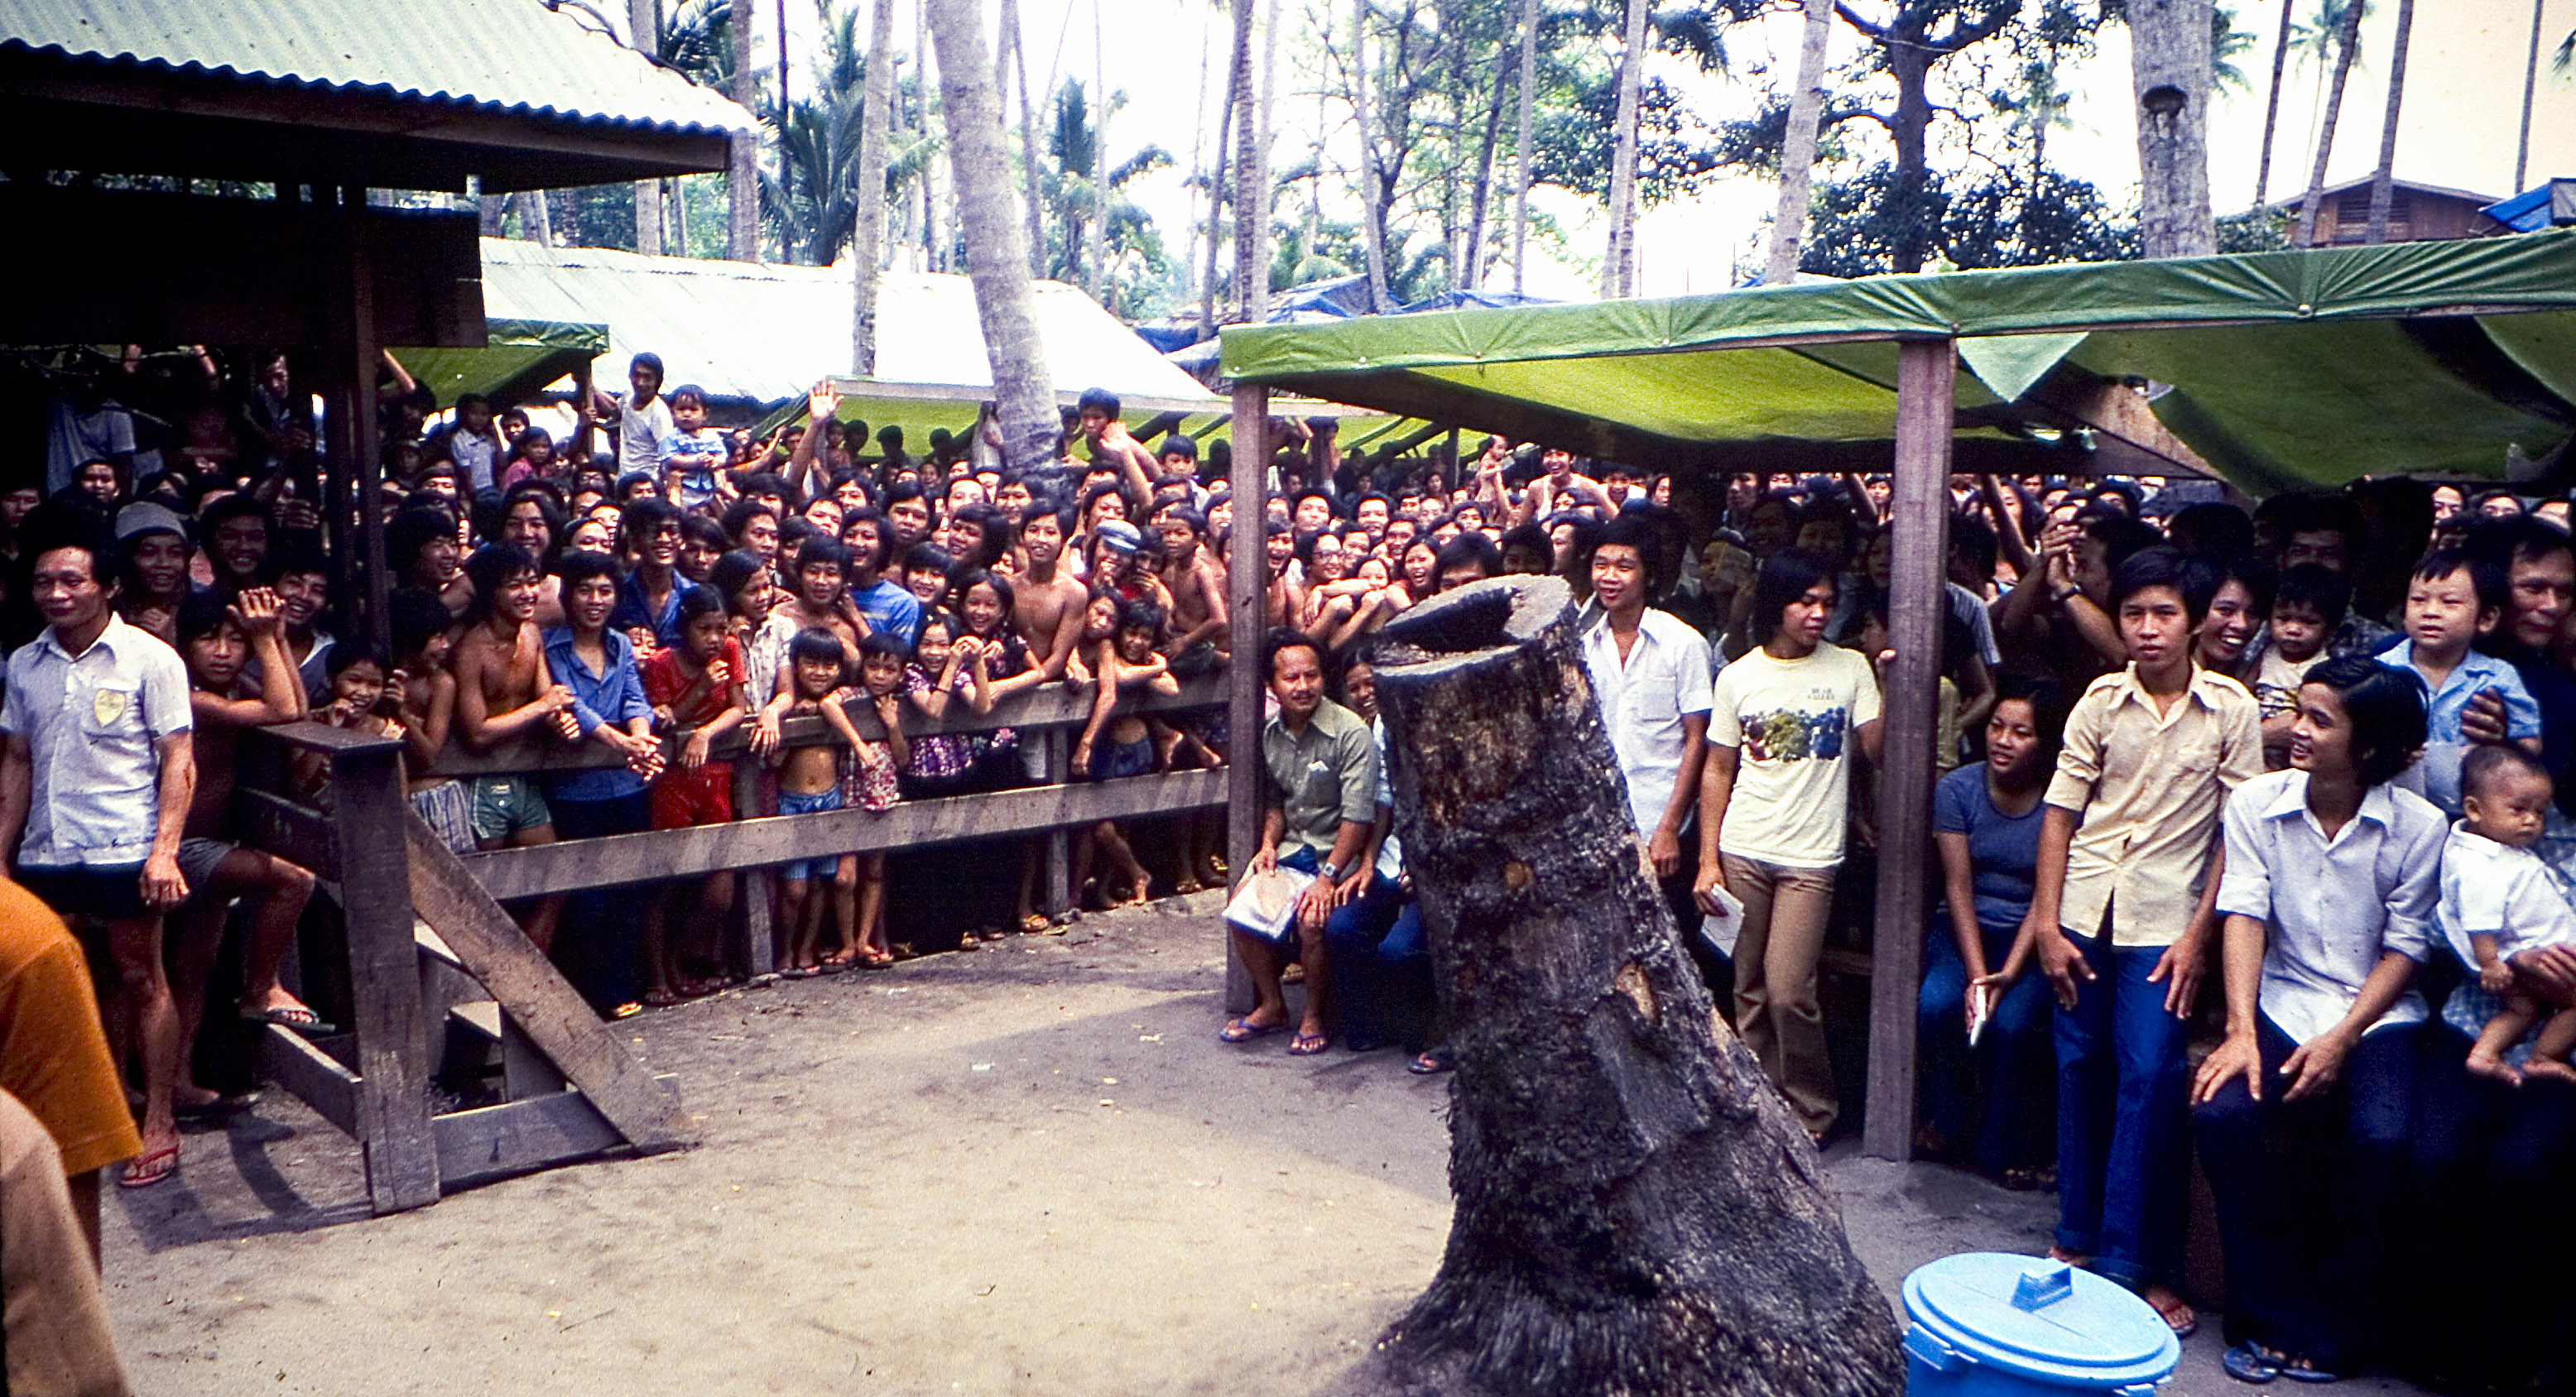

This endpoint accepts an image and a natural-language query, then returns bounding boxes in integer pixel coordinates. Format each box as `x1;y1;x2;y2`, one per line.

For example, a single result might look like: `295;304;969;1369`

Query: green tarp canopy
1219;230;2576;495
393;318;610;415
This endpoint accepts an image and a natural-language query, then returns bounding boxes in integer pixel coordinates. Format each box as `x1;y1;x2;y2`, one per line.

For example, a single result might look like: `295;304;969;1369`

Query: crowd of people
21;340;2576;1391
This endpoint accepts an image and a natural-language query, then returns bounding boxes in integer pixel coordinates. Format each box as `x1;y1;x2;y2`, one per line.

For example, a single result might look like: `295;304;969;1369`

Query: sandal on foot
120;1144;180;1188
2279;1359;2345;1385
1219;1016;1285;1044
2223;1343;2283;1385
176;1090;262;1121
1408;1046;1455;1074
240;1004;337;1037
1288;1030;1330;1056
1017;914;1051;934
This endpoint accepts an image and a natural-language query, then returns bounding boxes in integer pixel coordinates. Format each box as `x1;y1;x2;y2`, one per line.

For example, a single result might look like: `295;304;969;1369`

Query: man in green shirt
1223;630;1377;1056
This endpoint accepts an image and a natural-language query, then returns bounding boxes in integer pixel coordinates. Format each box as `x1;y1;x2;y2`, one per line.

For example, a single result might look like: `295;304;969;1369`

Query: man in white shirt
1580;516;1713;955
0;526;198;1189
589;352;674;480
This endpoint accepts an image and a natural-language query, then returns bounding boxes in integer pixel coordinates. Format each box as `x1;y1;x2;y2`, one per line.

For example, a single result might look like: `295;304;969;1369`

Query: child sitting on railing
640;585;747;1003
846;635;908;967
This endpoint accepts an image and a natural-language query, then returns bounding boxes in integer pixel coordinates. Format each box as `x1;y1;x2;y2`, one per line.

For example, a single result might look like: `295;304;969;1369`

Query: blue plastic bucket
1901;1253;2180;1397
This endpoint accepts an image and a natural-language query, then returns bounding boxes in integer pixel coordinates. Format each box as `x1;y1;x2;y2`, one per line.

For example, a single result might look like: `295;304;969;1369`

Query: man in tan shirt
2009;546;2261;1339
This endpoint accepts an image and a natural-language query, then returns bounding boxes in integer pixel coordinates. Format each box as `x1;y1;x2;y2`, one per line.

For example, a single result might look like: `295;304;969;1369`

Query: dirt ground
101;890;2420;1395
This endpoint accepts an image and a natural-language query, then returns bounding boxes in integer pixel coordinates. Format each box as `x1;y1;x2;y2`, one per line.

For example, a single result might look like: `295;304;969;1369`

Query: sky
752;0;2576;304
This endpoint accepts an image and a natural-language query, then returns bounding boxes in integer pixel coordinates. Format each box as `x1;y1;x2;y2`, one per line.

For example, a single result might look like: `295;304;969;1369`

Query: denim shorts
468;775;553;844
777;787;844;883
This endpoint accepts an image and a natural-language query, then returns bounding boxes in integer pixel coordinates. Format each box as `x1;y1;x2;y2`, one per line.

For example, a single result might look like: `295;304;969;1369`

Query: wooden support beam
1226;382;1269;1019
729;761;776;978
431;1090;626;1192
331;739;440;1212
1862;338;1956;1163
462;770;1227;901
237;788;339;881
1042;728;1072;916
406;814;696;1156
259;1024;359;1140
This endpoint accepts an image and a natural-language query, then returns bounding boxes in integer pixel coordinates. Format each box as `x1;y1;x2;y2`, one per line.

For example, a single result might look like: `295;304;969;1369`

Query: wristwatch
1319;860;1345;884
2051;584;2080;603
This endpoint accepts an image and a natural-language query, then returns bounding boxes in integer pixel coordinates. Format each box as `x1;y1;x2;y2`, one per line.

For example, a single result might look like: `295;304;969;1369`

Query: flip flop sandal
240;1005;339;1037
2279;1360;2345;1385
2223;1343;2282;1385
1288;1030;1330;1056
1408;1046;1456;1074
120;1145;180;1189
1219;1016;1286;1044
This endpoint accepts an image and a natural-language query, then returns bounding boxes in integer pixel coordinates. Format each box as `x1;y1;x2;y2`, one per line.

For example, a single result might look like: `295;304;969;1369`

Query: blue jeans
1919;918;2053;1174
2192;1014;2413;1371
2398;1025;2576;1389
2052;928;2189;1288
1321;872;1432;1053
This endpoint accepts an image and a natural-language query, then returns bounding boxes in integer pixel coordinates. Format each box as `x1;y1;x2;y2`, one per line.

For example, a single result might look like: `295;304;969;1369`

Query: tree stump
1341;575;1902;1397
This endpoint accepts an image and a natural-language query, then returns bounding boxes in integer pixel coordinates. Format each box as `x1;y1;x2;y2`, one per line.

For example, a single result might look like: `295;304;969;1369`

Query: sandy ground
101;890;2420;1395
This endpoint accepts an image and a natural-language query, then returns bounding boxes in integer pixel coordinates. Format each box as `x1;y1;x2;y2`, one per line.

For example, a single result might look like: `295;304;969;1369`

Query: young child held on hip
2447;744;2576;1084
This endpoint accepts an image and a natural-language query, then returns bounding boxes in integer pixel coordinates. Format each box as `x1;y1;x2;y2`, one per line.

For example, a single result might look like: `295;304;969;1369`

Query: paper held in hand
1225;865;1318;945
1695;881;1746;959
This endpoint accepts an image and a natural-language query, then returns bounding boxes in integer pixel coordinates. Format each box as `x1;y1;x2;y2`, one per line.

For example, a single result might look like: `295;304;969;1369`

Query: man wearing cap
1093;521;1175;614
0;525;195;1189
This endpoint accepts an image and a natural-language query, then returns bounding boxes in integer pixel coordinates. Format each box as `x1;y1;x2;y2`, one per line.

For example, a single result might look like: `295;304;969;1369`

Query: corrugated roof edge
0;31;751;136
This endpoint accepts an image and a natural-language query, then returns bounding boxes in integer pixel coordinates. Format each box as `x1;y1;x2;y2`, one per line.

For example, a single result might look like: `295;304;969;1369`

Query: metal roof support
1862;338;1954;1162
1224;382;1269;1017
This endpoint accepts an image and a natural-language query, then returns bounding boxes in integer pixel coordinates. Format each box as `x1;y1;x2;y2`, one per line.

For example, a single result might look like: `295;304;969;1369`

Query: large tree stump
1341;575;1902;1397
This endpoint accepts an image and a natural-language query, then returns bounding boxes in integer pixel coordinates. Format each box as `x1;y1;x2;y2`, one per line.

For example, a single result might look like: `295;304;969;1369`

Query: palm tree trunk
1089;0;1110;300
2363;0;2414;243
1254;0;1281;298
1601;0;1648;297
2295;0;2367;247
631;0;665;256
925;0;1058;469
853;0;898;375
1186;3;1214;309
1462;61;1508;290
1764;0;1834;285
1511;0;1535;294
479;193;506;236
2252;0;2297;208
1354;0;1392;313
728;0;759;258
1010;0;1045;277
1199;63;1233;338
2131;0;2217;258
2516;0;2545;190
517;190;554;247
668;177;689;254
1233;0;1269;322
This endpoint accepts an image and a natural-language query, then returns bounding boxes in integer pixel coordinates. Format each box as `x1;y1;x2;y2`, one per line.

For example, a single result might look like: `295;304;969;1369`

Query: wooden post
730;761;776;977
1043;727;1072;915
570;355;598;464
1224;382;1268;1015
332;736;440;1212
344;194;389;653
1862;338;1955;1162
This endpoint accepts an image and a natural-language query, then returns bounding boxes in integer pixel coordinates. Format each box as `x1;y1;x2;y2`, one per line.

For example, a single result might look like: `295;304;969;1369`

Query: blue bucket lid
1902;1253;2180;1390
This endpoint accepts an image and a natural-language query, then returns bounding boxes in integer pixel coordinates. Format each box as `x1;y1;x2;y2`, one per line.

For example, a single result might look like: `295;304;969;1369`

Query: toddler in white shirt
2445;745;2576;1083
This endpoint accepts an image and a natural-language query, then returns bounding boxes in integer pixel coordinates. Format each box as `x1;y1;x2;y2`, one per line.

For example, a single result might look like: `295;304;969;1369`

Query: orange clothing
0;880;141;1177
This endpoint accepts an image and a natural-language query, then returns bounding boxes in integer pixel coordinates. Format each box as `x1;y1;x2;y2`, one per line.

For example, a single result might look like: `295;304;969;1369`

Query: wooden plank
406;813;695;1155
237;788;339;881
431;1090;626;1191
329;742;441;1212
425;674;1227;778
1041;728;1071;916
730;761;776;978
1862;338;1956;1163
1224;384;1267;1016
253;718;405;757
260;1023;359;1139
463;769;1228;901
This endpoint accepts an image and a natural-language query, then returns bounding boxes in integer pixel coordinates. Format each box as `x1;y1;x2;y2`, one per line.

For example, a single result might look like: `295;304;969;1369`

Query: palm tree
2362;0;2414;243
1763;0;1835;285
1600;0;1649;296
2131;0;2216;259
925;0;1056;470
2293;0;2367;246
1511;0;1536;292
630;0;665;254
1236;0;1271;319
852;0;897;373
2514;1;2550;190
729;0;757;257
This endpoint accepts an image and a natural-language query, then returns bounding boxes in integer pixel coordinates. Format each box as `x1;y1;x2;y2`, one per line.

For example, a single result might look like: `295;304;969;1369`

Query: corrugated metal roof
478;238;1220;407
0;0;751;135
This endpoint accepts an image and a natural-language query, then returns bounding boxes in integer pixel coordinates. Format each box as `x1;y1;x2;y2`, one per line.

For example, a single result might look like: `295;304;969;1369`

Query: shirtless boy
1157;508;1228;657
1015;505;1089;680
449;544;575;948
169;588;323;1113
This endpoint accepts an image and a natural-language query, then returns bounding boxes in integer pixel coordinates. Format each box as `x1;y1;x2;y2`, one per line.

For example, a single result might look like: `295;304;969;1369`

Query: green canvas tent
1211;231;2576;1162
394;318;610;415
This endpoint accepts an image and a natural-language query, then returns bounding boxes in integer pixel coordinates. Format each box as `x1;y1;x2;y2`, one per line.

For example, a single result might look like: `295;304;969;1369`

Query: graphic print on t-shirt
1742;706;1848;762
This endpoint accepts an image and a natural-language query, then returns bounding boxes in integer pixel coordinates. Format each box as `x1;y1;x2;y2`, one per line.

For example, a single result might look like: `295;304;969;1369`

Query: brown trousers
1723;854;1840;1136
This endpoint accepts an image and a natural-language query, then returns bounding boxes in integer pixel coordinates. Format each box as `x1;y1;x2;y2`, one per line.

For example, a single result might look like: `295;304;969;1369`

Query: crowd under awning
1218;231;2576;496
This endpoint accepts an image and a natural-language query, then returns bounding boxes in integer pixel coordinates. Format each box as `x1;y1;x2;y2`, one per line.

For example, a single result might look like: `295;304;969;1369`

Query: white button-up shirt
1579;607;1715;840
2214;768;2445;1046
1;615;193;868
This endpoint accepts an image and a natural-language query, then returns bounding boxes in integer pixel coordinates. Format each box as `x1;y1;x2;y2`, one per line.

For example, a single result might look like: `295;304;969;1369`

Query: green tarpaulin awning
393;318;610;415
1219;231;2576;492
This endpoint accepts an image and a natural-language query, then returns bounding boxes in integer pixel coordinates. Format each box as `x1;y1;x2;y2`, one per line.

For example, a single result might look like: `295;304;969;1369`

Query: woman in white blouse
2190;654;2439;1385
